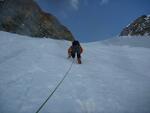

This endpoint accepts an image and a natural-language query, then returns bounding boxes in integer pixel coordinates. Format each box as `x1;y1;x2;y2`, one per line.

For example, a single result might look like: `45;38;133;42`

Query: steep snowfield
0;31;150;113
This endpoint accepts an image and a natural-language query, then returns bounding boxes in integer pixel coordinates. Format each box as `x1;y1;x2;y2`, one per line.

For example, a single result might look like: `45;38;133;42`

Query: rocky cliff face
0;0;74;41
120;15;150;36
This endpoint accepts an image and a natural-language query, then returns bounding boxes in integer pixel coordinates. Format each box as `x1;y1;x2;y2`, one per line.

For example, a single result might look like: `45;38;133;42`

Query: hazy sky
36;0;150;42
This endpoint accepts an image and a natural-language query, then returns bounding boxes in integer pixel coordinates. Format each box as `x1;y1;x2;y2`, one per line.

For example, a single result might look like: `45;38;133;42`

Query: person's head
72;40;78;42
72;40;80;46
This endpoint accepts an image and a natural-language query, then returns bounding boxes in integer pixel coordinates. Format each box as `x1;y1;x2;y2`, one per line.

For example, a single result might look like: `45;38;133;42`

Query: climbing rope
35;59;74;113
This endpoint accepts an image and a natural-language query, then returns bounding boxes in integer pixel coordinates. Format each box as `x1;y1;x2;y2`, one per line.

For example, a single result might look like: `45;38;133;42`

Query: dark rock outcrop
0;0;74;41
120;15;150;36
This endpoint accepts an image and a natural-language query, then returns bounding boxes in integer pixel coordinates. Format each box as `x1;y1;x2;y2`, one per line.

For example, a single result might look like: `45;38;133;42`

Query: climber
68;40;83;64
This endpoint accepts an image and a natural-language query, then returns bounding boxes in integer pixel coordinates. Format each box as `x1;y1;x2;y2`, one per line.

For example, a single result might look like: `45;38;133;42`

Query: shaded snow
0;31;150;113
99;36;150;48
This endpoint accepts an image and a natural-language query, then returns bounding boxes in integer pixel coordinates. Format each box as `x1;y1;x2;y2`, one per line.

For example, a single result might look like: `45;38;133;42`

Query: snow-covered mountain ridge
120;15;150;36
0;31;150;113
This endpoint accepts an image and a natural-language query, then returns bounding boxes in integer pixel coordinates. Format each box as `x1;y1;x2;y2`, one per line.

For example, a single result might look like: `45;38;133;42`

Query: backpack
72;40;80;46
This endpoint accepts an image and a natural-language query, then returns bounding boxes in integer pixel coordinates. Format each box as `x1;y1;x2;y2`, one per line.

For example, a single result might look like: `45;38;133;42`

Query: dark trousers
71;52;81;59
71;46;81;59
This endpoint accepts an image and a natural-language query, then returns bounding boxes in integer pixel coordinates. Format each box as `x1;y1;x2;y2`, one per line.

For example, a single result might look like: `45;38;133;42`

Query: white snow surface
0;31;150;113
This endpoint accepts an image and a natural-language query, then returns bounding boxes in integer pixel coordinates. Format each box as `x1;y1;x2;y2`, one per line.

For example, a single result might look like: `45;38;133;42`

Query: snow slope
0;31;150;113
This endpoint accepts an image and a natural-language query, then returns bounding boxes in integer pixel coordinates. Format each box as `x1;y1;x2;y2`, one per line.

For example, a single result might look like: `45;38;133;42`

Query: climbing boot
77;58;81;64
